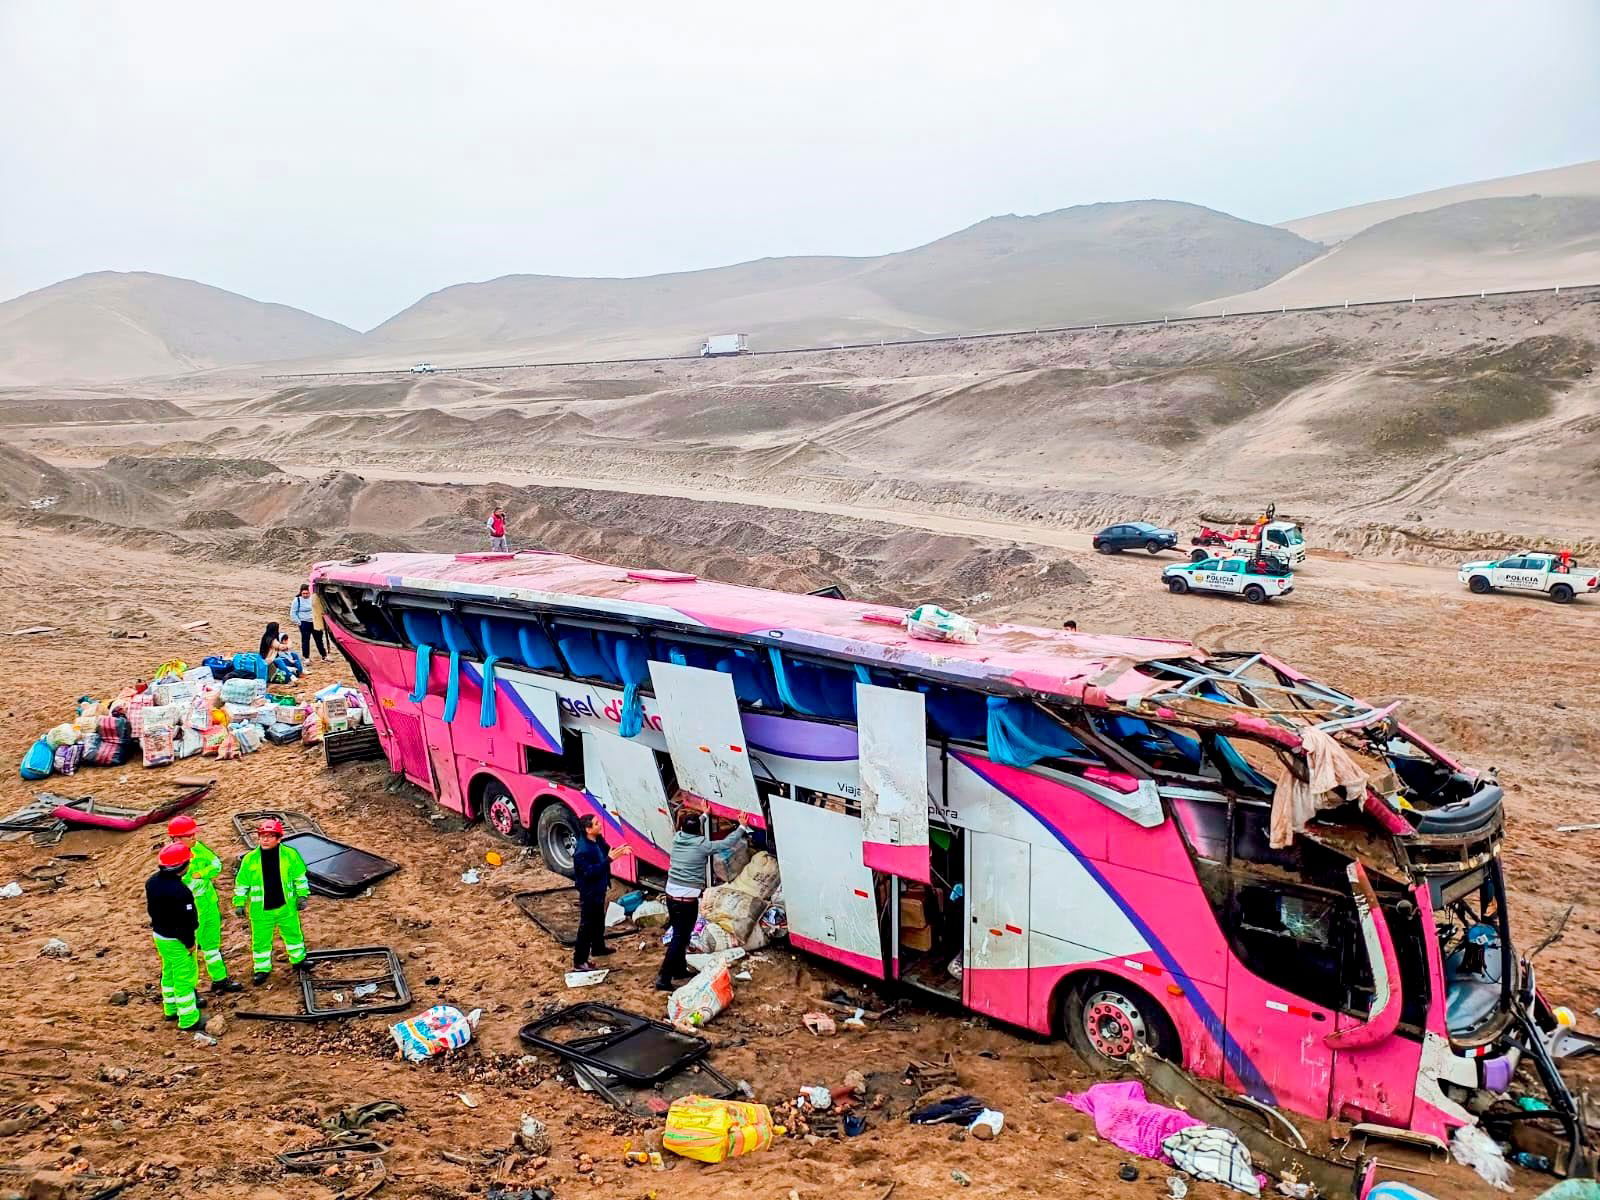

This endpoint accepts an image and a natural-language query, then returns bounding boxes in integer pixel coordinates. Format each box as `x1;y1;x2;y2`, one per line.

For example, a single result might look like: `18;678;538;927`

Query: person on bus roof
657;803;748;991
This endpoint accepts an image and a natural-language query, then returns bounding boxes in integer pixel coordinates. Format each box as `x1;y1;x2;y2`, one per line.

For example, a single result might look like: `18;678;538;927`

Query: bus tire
1243;584;1266;605
1468;575;1491;594
481;778;525;844
1551;583;1574;604
1166;576;1188;594
1190;548;1208;563
1062;975;1180;1072
535;800;580;878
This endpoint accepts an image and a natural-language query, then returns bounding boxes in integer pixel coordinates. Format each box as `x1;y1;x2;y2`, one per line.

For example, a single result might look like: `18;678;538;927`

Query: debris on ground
662;1095;785;1162
0;881;21;898
39;937;71;957
1451;1124;1513;1192
390;1004;480;1061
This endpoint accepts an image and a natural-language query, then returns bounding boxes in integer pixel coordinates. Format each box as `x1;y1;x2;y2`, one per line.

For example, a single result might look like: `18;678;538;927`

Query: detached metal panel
648;661;762;818
584;729;674;850
855;683;931;882
768;794;885;977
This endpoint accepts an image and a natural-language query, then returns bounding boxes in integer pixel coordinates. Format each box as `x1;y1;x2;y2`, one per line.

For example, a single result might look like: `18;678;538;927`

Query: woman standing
290;584;326;662
571;813;631;972
656;805;747;990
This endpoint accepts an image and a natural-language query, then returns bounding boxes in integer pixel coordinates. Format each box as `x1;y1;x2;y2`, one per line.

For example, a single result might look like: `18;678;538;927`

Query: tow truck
1190;521;1306;568
1459;552;1598;604
1163;555;1294;603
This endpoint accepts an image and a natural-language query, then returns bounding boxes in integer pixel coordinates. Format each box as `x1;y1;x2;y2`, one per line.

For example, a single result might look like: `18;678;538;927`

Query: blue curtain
409;643;433;704
615;638;650;738
986;696;1088;767
441;650;462;722
479;655;501;727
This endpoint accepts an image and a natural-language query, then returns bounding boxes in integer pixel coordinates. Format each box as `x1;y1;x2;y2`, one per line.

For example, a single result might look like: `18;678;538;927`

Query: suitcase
265;723;303;746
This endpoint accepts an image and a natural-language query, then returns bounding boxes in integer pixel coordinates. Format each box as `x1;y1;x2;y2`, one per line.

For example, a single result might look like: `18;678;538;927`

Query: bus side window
1232;802;1298;870
1231;883;1358;1012
319;585;401;644
1170;796;1229;862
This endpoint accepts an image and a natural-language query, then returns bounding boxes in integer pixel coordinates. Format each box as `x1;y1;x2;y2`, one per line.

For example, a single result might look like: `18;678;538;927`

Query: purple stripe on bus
741;713;858;761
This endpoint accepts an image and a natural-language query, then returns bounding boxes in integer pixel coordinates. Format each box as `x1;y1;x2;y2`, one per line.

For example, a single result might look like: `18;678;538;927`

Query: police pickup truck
1458;552;1598;604
1163;556;1294;604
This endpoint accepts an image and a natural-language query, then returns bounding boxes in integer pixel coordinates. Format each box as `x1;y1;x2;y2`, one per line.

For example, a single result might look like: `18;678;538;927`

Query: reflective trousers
247;903;306;975
194;890;229;982
154;934;201;1029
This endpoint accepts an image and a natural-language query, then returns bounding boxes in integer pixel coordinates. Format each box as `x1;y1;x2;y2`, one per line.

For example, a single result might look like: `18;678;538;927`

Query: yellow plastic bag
663;1096;784;1164
152;659;188;682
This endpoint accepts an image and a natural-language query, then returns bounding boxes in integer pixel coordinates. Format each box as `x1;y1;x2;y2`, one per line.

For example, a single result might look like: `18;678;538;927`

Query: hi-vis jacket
233;845;311;912
181;840;224;903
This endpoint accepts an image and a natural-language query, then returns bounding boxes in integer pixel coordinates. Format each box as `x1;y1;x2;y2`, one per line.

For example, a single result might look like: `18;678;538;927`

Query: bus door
422;697;467;816
583;729;674;852
648;662;763;821
768;794;886;978
965;831;1032;1026
856;684;931;883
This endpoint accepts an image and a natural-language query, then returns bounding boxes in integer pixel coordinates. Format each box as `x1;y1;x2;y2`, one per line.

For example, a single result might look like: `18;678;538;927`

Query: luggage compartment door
965;831;1032;1026
583;729;674;851
856;682;931;883
769;794;886;979
648;661;762;820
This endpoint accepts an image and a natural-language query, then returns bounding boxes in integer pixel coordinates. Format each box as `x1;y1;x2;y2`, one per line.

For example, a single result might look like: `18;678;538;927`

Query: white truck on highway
700;333;749;357
410;362;436;373
1458;551;1598;604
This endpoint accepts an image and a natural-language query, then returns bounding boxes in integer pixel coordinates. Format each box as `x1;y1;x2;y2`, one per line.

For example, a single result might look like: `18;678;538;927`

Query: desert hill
0;271;359;386
358;201;1321;365
1193;195;1600;314
1281;158;1600;245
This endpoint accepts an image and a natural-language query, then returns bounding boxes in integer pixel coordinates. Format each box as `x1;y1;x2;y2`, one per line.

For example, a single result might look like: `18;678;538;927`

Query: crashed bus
311;548;1589;1167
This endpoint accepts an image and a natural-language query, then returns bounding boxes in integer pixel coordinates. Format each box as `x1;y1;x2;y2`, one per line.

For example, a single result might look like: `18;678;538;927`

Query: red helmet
256;818;285;837
158;842;192;868
166;815;199;837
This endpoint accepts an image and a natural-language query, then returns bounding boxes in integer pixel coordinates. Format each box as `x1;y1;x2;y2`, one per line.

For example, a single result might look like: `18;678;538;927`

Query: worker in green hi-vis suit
232;817;311;984
167;814;243;992
145;841;207;1031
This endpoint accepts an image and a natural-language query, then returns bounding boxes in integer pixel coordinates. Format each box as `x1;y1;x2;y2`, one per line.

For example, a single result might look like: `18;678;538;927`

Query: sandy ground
1;515;1597;1200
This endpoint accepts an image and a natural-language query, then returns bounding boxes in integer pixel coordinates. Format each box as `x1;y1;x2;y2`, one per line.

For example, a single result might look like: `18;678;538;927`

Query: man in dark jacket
146;842;206;1031
571;813;630;971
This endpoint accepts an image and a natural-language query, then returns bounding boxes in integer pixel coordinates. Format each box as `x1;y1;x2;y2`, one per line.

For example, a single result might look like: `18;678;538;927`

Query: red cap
158;842;192;868
166;815;199;837
256;818;285;836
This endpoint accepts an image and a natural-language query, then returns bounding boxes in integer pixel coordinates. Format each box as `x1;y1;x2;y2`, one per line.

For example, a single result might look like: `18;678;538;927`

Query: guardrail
261;280;1600;380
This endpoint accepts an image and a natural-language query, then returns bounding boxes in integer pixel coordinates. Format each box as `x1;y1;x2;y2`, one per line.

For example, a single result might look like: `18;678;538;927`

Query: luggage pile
16;654;371;782
687;851;786;955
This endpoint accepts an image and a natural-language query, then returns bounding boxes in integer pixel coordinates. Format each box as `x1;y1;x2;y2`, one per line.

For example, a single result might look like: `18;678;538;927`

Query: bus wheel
482;779;524;843
535;801;579;877
1063;977;1178;1071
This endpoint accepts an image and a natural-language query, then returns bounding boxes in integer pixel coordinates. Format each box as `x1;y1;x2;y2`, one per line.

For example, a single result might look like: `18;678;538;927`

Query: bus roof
312;549;1204;705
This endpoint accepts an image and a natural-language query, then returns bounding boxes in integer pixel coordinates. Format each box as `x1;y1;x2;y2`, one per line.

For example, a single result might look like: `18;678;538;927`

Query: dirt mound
0;444;74;505
0;391;189;426
100;454;285;490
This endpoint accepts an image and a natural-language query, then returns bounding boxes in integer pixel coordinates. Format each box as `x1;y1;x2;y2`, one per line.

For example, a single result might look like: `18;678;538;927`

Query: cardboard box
901;923;934;952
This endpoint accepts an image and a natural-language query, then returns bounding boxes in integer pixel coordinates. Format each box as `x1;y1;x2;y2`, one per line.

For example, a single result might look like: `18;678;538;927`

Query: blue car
1093;521;1179;555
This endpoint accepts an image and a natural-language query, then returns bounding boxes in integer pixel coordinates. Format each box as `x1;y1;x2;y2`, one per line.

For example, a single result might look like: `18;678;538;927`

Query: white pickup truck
1163;556;1295;604
1458;552;1598;604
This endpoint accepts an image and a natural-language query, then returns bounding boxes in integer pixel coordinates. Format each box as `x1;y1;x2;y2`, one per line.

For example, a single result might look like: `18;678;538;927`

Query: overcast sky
2;1;1596;330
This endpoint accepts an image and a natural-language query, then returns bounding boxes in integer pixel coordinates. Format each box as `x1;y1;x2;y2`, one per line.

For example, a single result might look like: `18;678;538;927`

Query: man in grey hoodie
656;804;748;991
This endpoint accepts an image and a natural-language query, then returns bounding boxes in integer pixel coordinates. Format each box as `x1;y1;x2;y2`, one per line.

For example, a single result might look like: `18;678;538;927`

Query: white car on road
1163;556;1295;604
1458;552;1597;604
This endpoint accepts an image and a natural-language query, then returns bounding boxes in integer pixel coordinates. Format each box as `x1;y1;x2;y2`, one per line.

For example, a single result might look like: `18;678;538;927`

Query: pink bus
311;548;1588;1167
